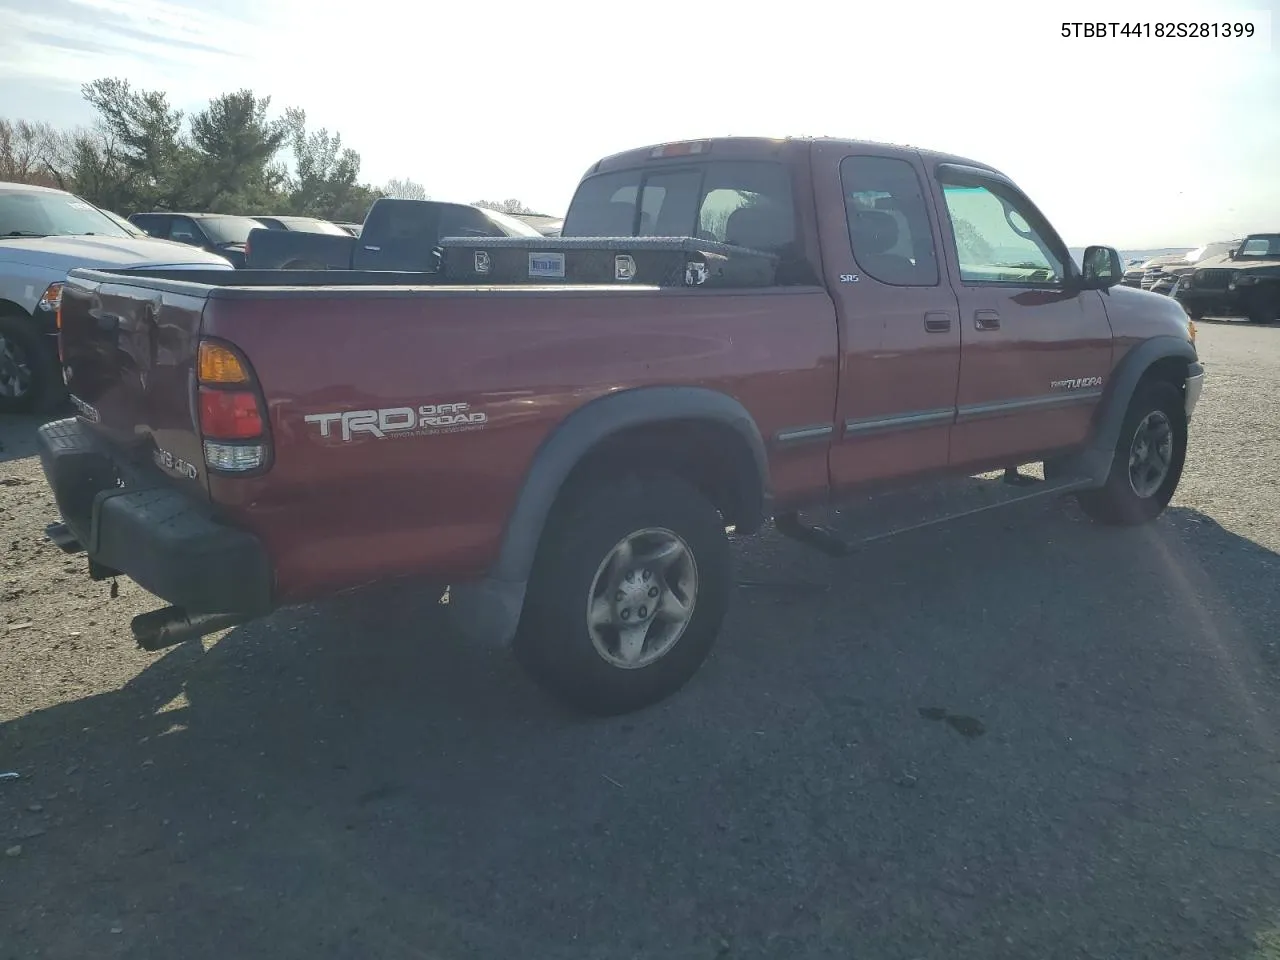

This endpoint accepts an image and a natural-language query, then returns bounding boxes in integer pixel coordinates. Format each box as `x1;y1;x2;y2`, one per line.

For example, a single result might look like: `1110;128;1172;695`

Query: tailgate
58;273;211;498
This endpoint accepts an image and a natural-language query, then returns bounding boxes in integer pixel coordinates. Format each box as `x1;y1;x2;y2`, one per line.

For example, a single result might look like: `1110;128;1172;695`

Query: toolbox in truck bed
437;235;780;287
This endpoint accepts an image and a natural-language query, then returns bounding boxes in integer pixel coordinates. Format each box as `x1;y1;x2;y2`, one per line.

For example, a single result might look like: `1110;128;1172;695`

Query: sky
1;0;1277;248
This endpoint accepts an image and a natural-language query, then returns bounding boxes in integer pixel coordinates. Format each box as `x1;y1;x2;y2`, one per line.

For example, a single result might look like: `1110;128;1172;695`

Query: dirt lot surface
2;321;1279;960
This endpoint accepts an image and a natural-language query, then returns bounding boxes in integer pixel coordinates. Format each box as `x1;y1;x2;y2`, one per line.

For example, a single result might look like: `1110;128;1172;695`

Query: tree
189;90;291;212
2;80;388;221
80;78;191;209
384;177;428;200
472;197;538;215
284;107;369;218
0;119;67;187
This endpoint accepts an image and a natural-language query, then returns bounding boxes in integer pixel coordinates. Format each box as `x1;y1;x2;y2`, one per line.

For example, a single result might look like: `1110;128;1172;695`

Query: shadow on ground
2;499;1279;960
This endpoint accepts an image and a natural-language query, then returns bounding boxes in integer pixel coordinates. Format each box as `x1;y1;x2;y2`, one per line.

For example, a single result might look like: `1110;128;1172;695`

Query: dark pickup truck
243;198;543;270
38;136;1204;716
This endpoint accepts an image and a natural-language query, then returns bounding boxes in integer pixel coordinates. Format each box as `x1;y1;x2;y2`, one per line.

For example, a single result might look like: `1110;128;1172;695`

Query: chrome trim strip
774;424;835;444
843;407;955;436
955;389;1103;423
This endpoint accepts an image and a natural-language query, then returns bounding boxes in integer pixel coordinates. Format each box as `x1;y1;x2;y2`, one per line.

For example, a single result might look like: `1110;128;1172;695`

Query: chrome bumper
1185;362;1205;421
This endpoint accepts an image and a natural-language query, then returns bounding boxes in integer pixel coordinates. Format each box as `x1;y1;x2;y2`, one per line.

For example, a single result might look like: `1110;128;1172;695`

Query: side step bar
775;470;1096;558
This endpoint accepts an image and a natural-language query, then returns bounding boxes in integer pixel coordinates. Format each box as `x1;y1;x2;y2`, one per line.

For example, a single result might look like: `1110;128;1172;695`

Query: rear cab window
562;159;813;283
840;156;940;286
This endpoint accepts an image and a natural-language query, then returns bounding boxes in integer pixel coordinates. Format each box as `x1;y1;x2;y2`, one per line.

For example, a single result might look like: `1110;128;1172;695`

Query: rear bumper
36;418;273;615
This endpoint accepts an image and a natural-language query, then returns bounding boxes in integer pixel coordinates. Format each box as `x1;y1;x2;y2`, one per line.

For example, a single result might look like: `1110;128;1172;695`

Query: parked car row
1120;234;1280;324
242;199;547;270
0;180;572;413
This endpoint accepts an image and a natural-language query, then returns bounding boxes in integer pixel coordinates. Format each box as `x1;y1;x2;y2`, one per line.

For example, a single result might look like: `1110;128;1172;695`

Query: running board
774;469;1096;558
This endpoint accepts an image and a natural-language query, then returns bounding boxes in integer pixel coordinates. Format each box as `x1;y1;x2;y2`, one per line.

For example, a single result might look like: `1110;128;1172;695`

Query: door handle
924;312;952;332
974;309;1001;331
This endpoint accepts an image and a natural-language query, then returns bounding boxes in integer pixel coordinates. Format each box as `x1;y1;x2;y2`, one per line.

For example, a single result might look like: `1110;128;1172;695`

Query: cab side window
840;156;939;286
938;179;1066;286
168;217;201;245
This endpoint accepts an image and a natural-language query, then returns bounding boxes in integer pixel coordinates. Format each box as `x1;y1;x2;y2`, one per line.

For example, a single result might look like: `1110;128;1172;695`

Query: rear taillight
196;339;270;473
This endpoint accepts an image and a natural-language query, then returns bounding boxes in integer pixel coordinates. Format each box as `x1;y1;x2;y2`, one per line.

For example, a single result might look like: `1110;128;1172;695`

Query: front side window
840;155;939;286
168;217;201;244
939;180;1066;286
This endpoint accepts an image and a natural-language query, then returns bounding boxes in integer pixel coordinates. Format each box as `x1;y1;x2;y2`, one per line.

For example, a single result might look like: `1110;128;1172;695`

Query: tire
1246;291;1279;325
1075;379;1187;526
0;314;62;416
513;470;732;716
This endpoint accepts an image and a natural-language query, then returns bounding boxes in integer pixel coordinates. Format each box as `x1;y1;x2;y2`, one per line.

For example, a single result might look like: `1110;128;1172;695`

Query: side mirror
1081;245;1123;290
1228;248;1238;259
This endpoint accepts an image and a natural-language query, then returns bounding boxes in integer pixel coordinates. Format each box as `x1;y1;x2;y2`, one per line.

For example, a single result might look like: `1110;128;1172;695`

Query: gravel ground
2;320;1279;960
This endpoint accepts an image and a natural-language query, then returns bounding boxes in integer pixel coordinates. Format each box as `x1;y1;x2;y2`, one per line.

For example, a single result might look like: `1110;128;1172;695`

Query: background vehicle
128;212;266;267
0;181;233;413
248;215;350;236
243;197;543;270
333;221;363;237
1176;232;1280;322
39;136;1202;717
1147;238;1242;295
513;214;564;236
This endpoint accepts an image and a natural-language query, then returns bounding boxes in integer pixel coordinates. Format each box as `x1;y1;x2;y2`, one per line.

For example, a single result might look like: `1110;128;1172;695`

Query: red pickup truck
37;136;1204;716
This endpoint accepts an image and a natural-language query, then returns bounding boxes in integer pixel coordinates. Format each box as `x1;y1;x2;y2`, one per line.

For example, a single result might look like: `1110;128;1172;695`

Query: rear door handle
974;309;1001;331
924;312;952;333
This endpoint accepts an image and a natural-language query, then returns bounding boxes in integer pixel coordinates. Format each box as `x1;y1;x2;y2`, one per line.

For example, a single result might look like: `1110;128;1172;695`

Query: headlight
1188;319;1197;344
1236;274;1258;285
36;282;63;312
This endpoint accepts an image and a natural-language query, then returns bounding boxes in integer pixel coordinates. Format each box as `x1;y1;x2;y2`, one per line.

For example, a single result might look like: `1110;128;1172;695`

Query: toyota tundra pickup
36;136;1204;716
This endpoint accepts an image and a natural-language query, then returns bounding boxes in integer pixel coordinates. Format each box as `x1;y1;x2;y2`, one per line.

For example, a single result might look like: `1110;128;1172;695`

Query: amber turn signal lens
198;340;249;384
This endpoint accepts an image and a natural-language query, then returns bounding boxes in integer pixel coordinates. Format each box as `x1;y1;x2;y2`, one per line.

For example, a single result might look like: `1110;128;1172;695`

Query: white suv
0;182;234;414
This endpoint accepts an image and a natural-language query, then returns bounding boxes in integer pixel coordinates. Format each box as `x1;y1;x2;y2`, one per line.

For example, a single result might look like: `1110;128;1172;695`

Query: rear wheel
0;314;61;415
1075;379;1187;526
514;471;731;716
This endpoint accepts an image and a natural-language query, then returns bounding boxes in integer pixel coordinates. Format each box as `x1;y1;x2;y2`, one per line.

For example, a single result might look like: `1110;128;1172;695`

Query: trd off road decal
304;403;488;442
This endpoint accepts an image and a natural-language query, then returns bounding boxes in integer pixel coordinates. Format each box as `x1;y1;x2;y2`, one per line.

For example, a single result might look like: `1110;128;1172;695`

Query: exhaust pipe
131;606;250;651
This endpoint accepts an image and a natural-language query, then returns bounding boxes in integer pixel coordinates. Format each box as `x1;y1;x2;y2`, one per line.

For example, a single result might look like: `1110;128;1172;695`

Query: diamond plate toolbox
437;235;779;288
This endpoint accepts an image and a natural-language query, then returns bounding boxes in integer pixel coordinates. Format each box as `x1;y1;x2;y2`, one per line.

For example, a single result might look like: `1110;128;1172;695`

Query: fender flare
1089;335;1198;470
448;385;770;646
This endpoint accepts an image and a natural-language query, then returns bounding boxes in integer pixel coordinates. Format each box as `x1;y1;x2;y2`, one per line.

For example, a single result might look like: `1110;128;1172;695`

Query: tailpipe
131;606;249;651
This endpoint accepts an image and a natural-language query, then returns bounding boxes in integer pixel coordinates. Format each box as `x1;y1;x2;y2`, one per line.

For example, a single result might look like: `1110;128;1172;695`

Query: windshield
478;208;543;237
0;189;131;239
278;217;351;236
200;216;264;245
1235;234;1280;259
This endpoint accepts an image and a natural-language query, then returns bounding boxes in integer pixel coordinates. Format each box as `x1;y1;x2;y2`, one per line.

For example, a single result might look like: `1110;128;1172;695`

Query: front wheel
1075;379;1187;526
1246;291;1279;325
514;471;731;716
0;315;62;415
